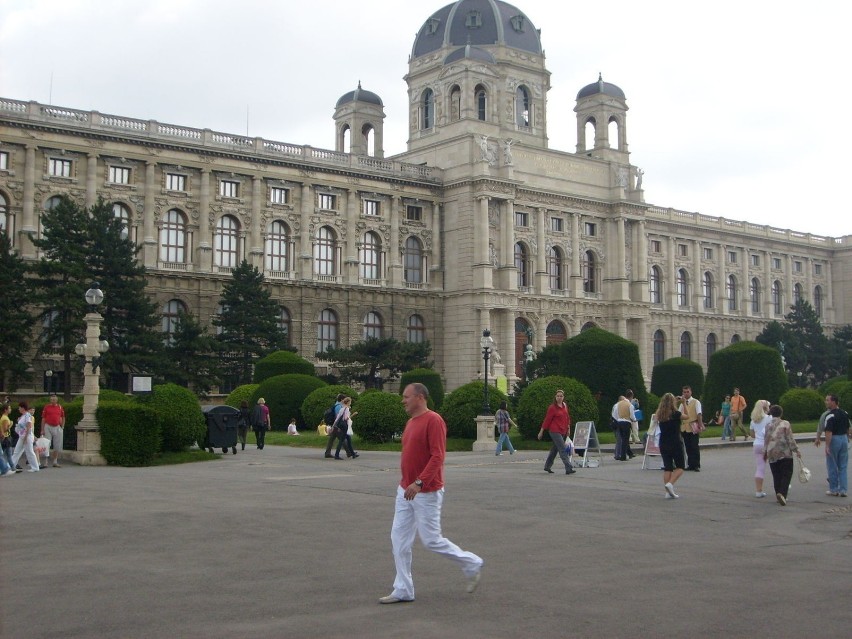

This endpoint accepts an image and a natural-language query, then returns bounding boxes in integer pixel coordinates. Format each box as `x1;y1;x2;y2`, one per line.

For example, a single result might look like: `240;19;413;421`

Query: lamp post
523;326;535;383
70;282;108;466
797;371;803;388
480;329;494;415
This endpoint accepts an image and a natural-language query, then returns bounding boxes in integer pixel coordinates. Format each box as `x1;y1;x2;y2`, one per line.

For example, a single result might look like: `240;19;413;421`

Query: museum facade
2;0;850;394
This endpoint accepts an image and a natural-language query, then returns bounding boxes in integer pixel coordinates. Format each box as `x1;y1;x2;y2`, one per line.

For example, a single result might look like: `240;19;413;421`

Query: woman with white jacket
11;401;40;472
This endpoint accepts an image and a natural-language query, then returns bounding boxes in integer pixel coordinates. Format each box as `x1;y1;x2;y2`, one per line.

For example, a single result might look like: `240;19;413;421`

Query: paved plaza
1;439;849;639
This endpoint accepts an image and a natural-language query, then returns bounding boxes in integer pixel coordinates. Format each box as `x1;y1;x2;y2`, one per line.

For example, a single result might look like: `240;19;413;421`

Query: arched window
404;236;424;284
676;268;689;307
650;266;662;304
113;203;130;240
702;272;713;308
214;215;240;267
0;192;7;234
546;320;567;346
161;299;187;345
340;124;351;153
317;309;338;355
475;84;487;121
515;242;530;288
750;277;761;313
548;247;563;290
706;333;717;365
731;334;741;344
727;275;738;311
160;209;186;263
45;195;63;210
582;250;598;293
362;123;375;156
422;89;434;130
314;226;337;276
584;118;596;151
516;86;531;127
359;231;382;280
449;85;461;121
814;285;823;317
793;283;803;304
363;311;383;340
581;322;597;332
278;307;291;347
653;330;666;366
265;220;290;272
608;116;620;150
681;331;692;360
407;314;426;343
772;280;783;316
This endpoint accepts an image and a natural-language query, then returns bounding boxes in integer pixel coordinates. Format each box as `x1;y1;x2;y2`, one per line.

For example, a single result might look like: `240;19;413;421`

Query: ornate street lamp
72;282;108;465
480;329;494;415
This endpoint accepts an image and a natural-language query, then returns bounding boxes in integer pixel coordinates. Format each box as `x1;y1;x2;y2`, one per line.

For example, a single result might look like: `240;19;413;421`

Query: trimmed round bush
399;369;444;409
225;384;260;409
651;357;705;398
100;389;132;402
820;375;849;397
778;388;825;421
834;381;852;412
301;385;360;428
353;391;409;443
62;399;83;451
439;382;509;439
98;401;161;466
516;376;597;440
139;383;205;452
253;351;315;383
645;393;661;422
251;374;326;430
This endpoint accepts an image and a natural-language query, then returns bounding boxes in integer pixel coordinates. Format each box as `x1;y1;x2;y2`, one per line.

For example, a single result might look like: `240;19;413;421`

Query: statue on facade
478;135;496;166
502;138;515;165
634;167;644;190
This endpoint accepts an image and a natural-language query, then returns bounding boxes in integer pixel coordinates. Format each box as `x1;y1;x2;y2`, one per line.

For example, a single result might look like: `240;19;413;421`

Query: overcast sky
2;0;849;236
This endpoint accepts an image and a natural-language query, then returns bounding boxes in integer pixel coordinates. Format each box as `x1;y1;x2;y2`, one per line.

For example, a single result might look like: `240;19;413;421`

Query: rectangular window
108;166;130;184
220;180;239;198
678;244;688;257
0;151;8;170
318;193;336;210
515;211;529;227
794;260;802;273
728;251;737;264
363;199;380;216
650;239;661;253
166;173;187;191
584;222;597;236
550;217;563;232
814;263;822;275
773;257;781;270
703;247;713;260
49;158;72;177
269;187;289;204
751;254;760;267
406;205;423;221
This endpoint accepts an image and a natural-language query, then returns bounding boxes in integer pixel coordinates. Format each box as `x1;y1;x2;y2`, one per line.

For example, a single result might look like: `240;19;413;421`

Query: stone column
250;176;263;269
197;168;212;271
20;144;37;258
741;248;749;315
389;195;402;287
68;312;107;466
570;212;581;296
805;257;813;305
142;161;157;267
667;236;677;308
631;219;648;302
86;153;98;208
535;207;547;293
345;189;358;283
693;239;701;311
429;201;442;287
498;199;515;289
719;243;728;315
764;249;772;317
299;183;312;279
825;261;834;323
473;196;492;289
785;253;793;314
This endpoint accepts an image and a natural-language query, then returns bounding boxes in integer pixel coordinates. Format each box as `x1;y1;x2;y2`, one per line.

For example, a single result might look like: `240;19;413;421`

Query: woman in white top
11;401;40;472
748;400;771;497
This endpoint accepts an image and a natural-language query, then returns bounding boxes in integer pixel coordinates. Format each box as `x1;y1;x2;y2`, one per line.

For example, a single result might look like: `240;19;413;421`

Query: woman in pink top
537;390;576;475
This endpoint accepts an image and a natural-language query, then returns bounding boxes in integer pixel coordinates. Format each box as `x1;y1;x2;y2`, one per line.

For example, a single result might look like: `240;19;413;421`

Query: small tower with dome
574;73;629;163
333;82;386;158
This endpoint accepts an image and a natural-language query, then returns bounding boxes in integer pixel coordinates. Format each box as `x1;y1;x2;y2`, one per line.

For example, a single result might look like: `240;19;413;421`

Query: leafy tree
0;231;34;390
213;260;287;386
163;310;221;395
322;337;431;389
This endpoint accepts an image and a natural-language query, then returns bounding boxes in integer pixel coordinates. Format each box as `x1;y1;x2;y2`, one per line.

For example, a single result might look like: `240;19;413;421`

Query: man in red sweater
40;394;65;468
378;383;483;604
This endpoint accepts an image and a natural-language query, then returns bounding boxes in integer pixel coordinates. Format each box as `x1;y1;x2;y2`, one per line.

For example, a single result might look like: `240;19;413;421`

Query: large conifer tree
0;231;34;390
164;310;222;395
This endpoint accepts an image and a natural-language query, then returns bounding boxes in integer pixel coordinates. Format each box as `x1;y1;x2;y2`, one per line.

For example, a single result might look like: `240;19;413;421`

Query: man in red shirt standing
40;394;65;468
378;383;483;604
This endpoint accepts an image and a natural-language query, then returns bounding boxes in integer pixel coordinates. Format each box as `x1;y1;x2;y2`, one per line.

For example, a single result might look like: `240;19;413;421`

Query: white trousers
390;485;482;600
11;433;39;471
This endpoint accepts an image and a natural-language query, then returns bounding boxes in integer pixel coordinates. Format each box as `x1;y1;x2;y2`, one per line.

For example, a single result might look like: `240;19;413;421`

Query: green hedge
225;384;260;409
835;381;852;412
399;369;444;409
439;381;509;439
352;391;409;443
139;383;205;452
301;385;360;429
651;357;705;398
97;401;161;466
251;374;326;430
778;388;825;421
516;376;597;440
253;351;315;383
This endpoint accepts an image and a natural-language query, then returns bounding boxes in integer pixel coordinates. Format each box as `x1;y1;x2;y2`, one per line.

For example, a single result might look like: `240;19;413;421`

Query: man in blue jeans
822;394;849;497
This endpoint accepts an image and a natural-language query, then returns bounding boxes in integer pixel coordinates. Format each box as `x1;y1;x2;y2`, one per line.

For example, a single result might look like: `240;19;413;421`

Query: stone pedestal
472;414;496;452
68;419;106;466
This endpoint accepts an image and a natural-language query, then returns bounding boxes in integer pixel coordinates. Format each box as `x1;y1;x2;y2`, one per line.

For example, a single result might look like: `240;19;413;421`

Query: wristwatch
414;479;423;487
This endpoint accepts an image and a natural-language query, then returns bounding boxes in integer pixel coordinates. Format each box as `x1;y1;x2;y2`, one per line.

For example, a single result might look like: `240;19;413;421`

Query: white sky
2;0;850;236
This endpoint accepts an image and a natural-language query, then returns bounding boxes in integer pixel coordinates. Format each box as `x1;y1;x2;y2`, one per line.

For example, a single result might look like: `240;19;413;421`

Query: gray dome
577;74;626;100
443;44;496;65
336;83;383;108
412;0;542;60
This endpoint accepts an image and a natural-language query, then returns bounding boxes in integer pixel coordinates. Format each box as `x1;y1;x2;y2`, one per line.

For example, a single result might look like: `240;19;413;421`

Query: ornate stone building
2;0;850;394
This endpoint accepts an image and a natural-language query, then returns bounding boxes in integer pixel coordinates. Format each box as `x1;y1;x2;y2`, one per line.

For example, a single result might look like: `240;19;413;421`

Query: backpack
323;405;337;426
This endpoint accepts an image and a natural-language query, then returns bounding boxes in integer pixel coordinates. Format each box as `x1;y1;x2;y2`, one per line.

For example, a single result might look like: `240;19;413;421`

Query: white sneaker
755;491;766;498
466;570;482;593
665;492;674;499
26;468;39;473
3;470;15;477
664;482;677;498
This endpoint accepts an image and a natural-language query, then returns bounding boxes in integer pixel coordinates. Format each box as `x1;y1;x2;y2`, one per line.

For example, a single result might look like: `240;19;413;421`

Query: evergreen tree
213;260;286;385
0;231;34;390
322;337;431;388
164;310;222;395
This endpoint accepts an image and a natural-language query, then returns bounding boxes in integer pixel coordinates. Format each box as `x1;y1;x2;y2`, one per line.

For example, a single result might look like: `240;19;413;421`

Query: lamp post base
472;414;496;452
68;421;106;466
